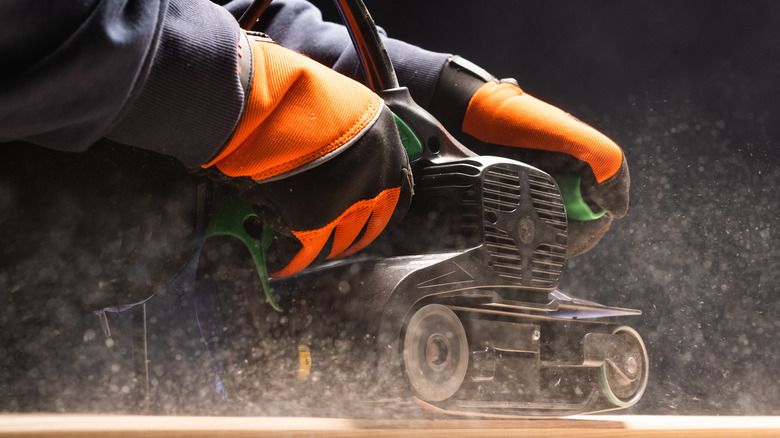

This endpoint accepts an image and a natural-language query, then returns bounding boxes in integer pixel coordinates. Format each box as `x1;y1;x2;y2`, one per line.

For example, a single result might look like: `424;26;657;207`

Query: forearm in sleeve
0;0;246;168
0;0;449;167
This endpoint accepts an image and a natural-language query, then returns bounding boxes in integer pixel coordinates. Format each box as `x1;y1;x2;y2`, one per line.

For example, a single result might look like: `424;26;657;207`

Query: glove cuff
236;30;254;107
235;30;274;112
429;56;493;134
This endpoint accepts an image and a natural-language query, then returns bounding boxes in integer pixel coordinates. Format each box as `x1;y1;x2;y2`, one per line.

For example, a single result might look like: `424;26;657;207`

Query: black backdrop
330;0;779;415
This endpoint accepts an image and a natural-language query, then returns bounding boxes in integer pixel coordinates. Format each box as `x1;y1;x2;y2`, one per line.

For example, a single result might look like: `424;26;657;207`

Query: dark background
2;0;777;416
350;0;779;415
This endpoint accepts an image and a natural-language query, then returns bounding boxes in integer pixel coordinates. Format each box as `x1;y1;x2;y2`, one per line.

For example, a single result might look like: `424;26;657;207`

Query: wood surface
0;415;778;437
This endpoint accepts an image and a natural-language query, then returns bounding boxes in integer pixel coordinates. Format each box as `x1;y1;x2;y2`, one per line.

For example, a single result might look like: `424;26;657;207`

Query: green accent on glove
205;194;282;312
555;174;606;221
393;114;422;158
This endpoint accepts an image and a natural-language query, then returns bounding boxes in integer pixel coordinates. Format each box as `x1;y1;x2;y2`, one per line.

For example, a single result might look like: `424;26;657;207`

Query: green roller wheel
599;326;649;408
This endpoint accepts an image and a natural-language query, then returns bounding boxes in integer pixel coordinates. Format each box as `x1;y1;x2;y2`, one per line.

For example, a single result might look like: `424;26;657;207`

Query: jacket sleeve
0;0;245;168
0;0;449;168
222;0;452;109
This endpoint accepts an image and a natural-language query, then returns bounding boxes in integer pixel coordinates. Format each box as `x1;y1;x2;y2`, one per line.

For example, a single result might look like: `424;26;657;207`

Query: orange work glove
204;32;412;277
429;56;629;257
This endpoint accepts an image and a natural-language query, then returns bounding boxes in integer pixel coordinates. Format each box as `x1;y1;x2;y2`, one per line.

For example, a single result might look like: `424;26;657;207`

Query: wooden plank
0;415;779;437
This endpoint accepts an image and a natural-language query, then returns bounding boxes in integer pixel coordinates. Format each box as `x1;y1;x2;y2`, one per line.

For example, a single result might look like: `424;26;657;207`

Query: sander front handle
237;0;398;93
333;0;400;92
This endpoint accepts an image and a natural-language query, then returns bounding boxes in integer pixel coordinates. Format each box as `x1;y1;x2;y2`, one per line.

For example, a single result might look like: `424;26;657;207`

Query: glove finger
587;157;629;219
270;222;337;278
267;185;402;276
338;187;402;258
567;213;613;257
463;81;624;186
328;198;374;258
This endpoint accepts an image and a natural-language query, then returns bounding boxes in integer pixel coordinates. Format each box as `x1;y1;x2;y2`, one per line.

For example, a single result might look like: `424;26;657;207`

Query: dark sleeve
223;0;452;109
0;0;245;168
0;0;448;168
